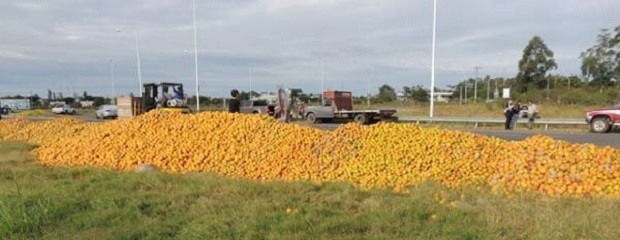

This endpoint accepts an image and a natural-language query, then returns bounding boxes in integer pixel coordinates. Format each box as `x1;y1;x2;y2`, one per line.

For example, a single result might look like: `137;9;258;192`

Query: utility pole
474;66;480;102
459;86;463;104
546;77;550;100
249;68;253;100
464;82;468;103
366;78;370;107
486;76;490;102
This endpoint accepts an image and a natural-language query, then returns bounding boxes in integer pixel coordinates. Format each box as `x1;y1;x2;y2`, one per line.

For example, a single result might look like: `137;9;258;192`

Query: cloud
1;0;620;98
0;50;38;60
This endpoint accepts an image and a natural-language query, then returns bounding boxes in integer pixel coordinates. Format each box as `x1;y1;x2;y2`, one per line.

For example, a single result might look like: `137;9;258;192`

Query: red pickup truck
585;106;620;133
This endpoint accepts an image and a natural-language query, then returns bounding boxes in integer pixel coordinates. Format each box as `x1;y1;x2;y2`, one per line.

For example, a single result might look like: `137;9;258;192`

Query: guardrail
398;116;586;130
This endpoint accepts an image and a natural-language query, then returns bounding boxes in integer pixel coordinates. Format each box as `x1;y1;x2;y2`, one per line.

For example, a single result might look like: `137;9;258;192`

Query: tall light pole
321;60;325;101
249;68;253;99
366;78;371;107
474;66;480;102
429;0;437;118
135;28;143;96
115;27;143;96
192;0;200;112
108;58;116;104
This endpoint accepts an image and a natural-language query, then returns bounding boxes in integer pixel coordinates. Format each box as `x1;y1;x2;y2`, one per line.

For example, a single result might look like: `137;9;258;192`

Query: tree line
453;24;620;105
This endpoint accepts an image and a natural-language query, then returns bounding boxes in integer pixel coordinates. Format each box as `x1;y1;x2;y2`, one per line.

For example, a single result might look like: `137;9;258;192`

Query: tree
47;89;52;100
62;97;76;105
92;97;107;107
516;36;557;93
31;94;41;108
83;91;89;100
378;84;396;102
580;26;620;88
403;85;429;102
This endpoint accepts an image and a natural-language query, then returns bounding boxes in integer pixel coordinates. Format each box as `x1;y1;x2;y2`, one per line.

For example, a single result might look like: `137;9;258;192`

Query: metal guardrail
398;116;586;130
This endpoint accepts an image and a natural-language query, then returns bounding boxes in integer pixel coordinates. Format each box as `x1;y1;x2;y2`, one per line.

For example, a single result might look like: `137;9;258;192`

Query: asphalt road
4;115;618;149
310;123;620;149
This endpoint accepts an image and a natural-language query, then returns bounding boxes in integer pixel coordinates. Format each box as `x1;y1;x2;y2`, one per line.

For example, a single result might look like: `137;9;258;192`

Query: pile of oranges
1;110;619;197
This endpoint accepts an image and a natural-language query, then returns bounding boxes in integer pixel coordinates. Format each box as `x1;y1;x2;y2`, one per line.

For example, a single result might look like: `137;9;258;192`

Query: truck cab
585;105;620;133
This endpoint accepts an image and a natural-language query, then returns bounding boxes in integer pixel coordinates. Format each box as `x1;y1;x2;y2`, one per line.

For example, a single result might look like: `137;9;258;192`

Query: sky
1;0;620;98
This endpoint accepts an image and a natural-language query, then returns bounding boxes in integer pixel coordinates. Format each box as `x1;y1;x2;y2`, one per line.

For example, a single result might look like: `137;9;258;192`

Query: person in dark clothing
504;100;514;130
228;89;241;113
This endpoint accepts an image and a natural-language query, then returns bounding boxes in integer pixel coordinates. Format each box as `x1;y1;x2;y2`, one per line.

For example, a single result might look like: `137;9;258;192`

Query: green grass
1;141;619;239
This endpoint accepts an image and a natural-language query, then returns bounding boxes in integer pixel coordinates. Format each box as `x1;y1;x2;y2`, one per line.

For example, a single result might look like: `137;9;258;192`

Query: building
432;92;453;103
0;99;31;110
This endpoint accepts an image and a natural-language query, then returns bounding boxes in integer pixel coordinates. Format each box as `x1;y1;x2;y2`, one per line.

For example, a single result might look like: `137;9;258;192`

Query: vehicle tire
306;113;320;124
354;114;368;125
252;110;259;114
590;117;611;133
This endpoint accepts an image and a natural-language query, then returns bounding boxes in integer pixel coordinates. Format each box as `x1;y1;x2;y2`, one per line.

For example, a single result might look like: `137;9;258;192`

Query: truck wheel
306;113;320;124
354;114;368;125
590;117;611;133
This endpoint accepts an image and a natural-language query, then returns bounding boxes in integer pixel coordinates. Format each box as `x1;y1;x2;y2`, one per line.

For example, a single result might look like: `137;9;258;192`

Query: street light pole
249;68;253;99
474;66;479;102
115;27;143;96
321;60;325;101
108;58;116;104
192;0;200;112
135;28;143;96
429;0;437;118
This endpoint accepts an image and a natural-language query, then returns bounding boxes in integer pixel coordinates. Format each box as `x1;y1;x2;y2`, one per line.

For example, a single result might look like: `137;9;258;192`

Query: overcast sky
1;0;620;98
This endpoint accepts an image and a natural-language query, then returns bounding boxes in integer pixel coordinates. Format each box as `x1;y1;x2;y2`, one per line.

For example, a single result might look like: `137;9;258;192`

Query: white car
95;105;118;119
51;104;76;114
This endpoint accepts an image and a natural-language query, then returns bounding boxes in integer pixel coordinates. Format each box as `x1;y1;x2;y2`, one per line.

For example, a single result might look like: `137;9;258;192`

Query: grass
1;141;619;239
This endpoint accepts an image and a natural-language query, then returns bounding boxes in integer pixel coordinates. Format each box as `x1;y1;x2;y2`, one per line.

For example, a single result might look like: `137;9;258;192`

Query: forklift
142;82;190;113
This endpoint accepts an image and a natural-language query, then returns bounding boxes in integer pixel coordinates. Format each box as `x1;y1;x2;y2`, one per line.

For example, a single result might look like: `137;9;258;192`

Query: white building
432;92;453;103
0;99;31;110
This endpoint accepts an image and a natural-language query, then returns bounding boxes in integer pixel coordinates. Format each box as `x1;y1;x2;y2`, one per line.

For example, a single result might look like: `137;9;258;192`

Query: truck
303;91;397;124
116;82;189;118
240;99;276;116
585;105;620;133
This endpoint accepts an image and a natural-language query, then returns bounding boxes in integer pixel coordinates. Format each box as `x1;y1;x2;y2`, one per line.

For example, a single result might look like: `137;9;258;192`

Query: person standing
510;101;521;130
228;89;241;113
504;100;514;130
527;101;538;129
